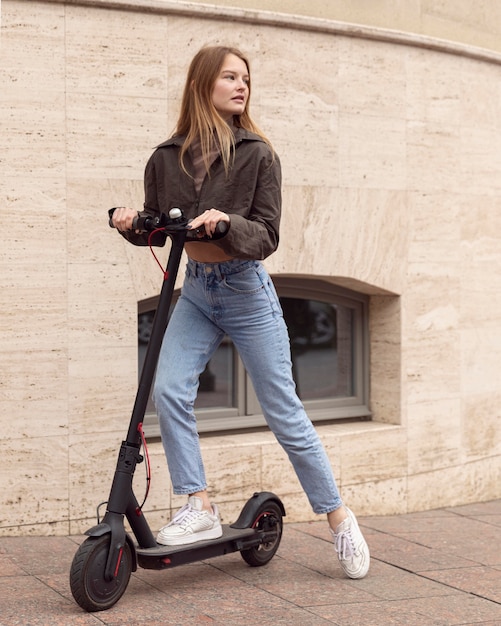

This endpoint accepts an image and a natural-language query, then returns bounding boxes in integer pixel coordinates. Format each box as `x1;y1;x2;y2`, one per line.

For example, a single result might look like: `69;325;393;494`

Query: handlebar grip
214;221;229;238
187;220;229;241
108;207;165;231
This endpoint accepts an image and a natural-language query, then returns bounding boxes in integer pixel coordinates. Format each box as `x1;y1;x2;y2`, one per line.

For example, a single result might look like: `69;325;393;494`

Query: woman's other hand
112;207;138;232
188;208;230;237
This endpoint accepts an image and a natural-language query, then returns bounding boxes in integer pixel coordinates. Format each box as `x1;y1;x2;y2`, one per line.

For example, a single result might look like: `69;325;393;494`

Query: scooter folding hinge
117;441;143;472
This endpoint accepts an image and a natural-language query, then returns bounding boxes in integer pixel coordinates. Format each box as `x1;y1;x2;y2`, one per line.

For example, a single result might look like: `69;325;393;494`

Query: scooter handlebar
108;208;229;241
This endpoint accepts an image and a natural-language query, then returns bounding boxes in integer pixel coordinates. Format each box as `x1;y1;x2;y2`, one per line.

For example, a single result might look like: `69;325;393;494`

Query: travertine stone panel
338;114;407;191
459;127;501;196
409;191;462;247
460;221;501;328
406;49;462;126
0;91;67;179
338;37;407;119
407;456;501;512
407;123;462;193
257;31;339;188
68;344;137;435
1;195;68;445
3;347;68;440
0;2;65;100
65;6;170;99
68;261;136;348
339;426;408;485
272;186;409;295
1;437;69;535
462;393;501;461
257;29;339;108
461;328;501;395
369;296;402;425
342;478;408;516
404;328;461;406
407;398;463;474
460;195;501;245
201;437;264;503
265;103;339;189
65;92;168;180
460;58;501;128
69;432;124;522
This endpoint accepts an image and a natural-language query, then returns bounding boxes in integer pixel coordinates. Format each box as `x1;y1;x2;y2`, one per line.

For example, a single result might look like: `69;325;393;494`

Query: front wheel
240;499;283;567
69;535;132;612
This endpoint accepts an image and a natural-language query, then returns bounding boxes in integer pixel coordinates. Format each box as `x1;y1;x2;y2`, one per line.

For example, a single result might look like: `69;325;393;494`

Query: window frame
140;277;370;436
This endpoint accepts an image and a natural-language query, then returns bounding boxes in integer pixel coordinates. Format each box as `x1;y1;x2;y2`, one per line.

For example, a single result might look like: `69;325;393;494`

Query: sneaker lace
334;528;356;560
167;503;202;529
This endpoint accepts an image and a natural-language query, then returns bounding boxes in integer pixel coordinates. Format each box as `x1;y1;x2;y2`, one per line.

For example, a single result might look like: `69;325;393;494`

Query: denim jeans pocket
222;265;264;295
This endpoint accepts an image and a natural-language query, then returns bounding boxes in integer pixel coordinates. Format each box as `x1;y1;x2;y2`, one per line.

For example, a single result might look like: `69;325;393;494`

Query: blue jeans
152;258;342;515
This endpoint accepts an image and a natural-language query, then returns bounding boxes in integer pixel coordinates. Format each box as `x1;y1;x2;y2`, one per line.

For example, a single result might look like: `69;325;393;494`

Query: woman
112;45;370;579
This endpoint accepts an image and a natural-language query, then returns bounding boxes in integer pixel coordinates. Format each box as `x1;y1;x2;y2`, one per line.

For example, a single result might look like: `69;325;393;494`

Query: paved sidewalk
0;499;500;625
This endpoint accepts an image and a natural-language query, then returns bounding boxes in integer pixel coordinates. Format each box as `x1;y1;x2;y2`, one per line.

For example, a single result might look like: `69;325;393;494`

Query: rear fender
230;492;285;529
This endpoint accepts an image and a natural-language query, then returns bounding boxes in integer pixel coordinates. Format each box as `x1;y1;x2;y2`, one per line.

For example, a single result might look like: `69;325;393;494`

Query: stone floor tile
361;509;458;535
0;554;26;577
340;557;461;601
421;565;501;604
309;593;501;626
1;535;78;575
366;529;475;571
215;553;376;606
308;599;442;625
395;521;501;567
0;576;99;626
446;500;501;516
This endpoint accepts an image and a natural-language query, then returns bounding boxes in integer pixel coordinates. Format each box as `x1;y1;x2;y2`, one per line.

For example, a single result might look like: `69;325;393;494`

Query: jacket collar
156;126;263;149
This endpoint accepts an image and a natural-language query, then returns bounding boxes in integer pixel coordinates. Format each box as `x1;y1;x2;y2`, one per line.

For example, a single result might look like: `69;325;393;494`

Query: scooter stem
95;226;188;577
127;227;187;443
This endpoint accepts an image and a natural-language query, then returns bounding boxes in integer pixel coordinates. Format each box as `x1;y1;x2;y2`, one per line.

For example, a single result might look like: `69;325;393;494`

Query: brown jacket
121;127;282;260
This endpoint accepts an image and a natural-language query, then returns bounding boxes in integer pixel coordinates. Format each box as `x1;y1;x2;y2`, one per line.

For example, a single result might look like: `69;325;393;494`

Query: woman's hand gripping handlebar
108;207;229;241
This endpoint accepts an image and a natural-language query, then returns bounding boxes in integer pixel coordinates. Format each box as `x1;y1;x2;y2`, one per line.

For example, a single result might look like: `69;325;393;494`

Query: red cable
148;228;169;280
137;422;151;511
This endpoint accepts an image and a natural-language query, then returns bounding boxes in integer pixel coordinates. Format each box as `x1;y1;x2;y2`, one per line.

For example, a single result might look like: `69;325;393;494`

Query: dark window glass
282;298;354;400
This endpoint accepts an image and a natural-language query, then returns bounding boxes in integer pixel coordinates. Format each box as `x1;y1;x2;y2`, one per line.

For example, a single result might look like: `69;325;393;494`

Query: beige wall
1;0;501;536
179;0;501;53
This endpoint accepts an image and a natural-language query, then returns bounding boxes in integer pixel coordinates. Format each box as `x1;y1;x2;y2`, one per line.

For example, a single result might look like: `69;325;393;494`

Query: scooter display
69;208;285;612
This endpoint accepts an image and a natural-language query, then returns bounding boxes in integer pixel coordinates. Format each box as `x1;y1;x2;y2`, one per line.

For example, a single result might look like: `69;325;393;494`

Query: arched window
138;278;370;435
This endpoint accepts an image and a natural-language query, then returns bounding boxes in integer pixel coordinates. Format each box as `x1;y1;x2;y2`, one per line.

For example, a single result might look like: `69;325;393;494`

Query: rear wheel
240;499;283;567
69;535;132;612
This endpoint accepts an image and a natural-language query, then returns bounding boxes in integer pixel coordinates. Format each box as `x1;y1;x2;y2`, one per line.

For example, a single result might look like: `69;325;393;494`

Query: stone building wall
1;0;500;535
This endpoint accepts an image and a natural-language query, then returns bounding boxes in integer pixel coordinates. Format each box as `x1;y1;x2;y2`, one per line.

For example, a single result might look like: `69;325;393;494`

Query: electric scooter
69;209;285;612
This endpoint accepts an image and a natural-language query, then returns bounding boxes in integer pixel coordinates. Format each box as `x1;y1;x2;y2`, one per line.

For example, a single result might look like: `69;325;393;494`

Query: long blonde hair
175;45;271;175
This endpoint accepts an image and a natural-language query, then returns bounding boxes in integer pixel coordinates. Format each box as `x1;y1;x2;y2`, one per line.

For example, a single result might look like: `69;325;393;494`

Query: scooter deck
136;524;259;569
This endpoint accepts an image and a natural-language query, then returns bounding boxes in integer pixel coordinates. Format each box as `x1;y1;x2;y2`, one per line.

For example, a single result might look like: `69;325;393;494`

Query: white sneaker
331;507;370;579
156;495;222;546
